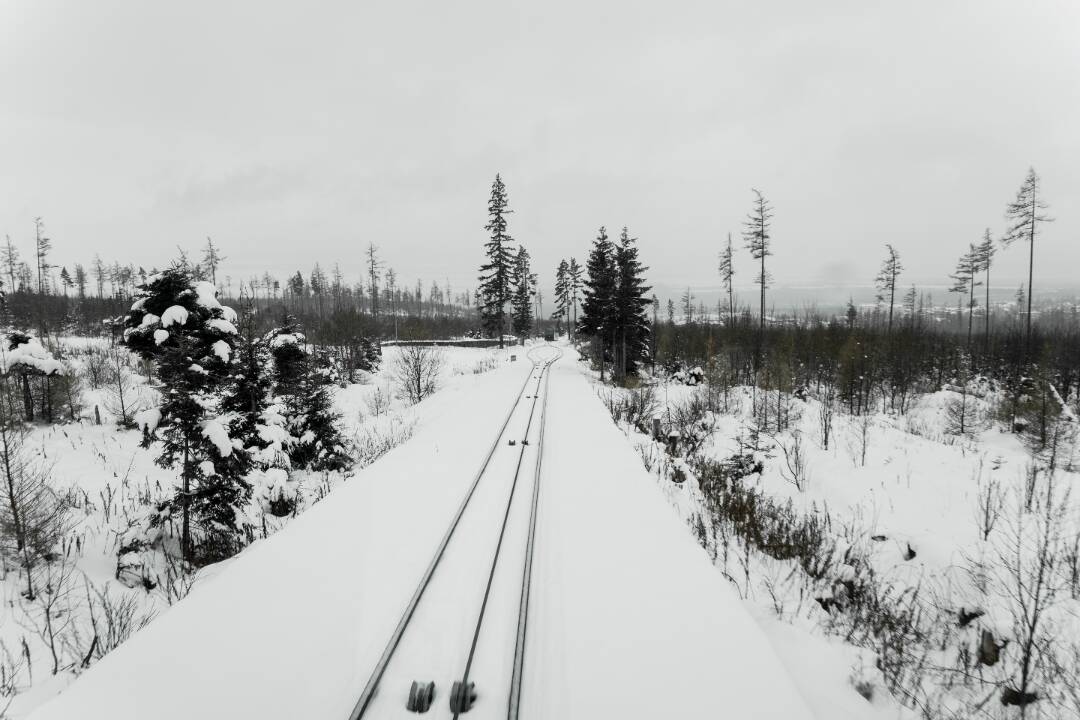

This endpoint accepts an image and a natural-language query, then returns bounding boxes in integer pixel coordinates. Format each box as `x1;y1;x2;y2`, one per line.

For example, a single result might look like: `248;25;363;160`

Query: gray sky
2;0;1078;305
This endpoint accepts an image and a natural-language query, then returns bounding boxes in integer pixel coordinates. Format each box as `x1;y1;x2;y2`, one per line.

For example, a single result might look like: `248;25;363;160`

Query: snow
27;350;538;720
269;331;303;348
201;418;234;457
248;468;297;513
160;305;189;327
27;345;818;720
205;318;237;335
26;337;1060;719
134;407;162;434
153;329;169;345
192;281;221;310
520;353;814;719
211;340;231;362
2;336;62;375
600;368;1079;718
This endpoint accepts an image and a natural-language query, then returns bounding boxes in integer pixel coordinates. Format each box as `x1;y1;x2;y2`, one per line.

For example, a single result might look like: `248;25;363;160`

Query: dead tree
875;244;903;333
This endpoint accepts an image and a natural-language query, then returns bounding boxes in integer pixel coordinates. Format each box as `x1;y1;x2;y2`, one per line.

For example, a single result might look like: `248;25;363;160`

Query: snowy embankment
527;356;815;719
30;344;823;719
2;341;509;718
602;373;1080;717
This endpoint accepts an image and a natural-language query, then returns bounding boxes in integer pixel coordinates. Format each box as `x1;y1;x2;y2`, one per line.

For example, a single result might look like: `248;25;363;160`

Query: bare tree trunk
181;439;191;563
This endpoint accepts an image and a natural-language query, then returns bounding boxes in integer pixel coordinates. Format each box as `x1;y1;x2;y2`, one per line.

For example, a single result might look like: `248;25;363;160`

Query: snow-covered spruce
122;265;251;565
266;319;351;472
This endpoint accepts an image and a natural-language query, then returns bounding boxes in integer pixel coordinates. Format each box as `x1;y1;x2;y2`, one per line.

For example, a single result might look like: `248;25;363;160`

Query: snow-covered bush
1;332;65;422
470;353;499;375
672;365;705;386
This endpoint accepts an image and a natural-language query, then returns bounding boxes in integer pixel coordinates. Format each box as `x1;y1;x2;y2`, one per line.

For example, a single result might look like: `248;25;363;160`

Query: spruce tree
949;247;980;344
478;174;514;348
366;244;381;321
1002;167;1052;351
718;233;735;325
963;243;982;346
975;229;996;344
681;287;694;324
567;257;582;341
221;298;275;466
510;246;533;342
266;320;349;472
202;238;225;288
903;285;918;328
613;227;652;380
1;237;17;297
742;189;773;332
874;244;903;333
578;227;617;379
553;259;570;336
123;264;249;564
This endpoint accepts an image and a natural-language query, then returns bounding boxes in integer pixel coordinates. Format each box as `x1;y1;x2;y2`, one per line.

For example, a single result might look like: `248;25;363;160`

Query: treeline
1;223;487;344
654;312;1078;431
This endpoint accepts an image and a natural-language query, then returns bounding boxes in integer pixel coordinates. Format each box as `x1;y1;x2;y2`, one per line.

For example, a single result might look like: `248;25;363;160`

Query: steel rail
451;347;561;720
347;359;541;720
506;349;558;719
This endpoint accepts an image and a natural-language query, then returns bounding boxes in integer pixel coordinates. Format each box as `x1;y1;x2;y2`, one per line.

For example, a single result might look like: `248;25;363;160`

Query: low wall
381;339;506;348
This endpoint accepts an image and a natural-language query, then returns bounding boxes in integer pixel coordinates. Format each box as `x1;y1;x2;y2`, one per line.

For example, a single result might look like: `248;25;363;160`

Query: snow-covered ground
15;338;1074;719
25;344;834;719
604;373;1080;717
0;340;511;718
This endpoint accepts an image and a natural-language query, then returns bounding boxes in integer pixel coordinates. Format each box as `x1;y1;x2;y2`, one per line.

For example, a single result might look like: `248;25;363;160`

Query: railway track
348;345;562;719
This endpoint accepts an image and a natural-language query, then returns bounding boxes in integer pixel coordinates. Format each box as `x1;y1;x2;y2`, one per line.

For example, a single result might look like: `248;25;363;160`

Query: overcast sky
2;0;1078;305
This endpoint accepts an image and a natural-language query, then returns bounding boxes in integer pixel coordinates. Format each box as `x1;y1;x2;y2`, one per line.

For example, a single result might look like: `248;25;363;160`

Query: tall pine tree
553;259;570;336
510;246;533;343
578;227;617;379
875;244;903;333
613;227;652;380
1002;167;1051;351
742;189;773;333
718;233;735;326
478;174;514;348
567;257;583;341
975;228;996;344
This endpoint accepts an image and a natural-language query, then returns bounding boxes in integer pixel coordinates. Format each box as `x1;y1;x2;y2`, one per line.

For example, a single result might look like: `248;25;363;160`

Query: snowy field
602;371;1080;717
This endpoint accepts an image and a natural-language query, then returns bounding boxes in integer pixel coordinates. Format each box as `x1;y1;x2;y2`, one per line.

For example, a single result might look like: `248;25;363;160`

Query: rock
977;629;1001;666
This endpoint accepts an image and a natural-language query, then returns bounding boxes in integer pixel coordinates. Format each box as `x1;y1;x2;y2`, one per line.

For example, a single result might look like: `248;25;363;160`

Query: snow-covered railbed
28;351;536;720
518;353;814;719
